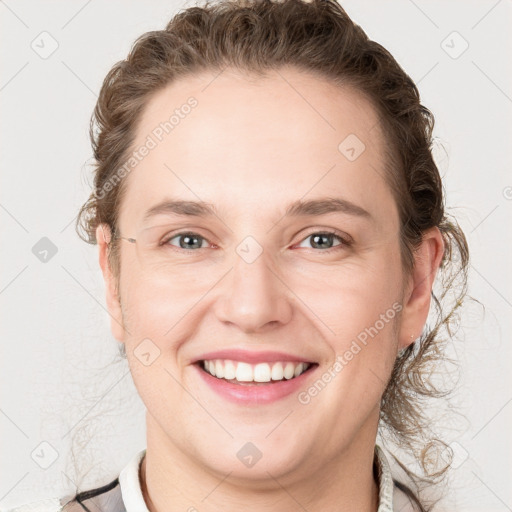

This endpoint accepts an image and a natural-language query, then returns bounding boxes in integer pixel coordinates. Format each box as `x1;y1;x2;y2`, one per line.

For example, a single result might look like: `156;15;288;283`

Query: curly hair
75;0;471;509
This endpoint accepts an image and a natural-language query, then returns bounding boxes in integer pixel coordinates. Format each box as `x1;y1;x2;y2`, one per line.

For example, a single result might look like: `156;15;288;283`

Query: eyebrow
142;197;373;223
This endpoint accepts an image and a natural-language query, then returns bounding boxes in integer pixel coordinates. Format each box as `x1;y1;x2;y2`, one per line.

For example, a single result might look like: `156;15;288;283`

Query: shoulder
1;477;124;512
60;477;123;512
375;444;421;512
0;497;64;512
392;480;420;512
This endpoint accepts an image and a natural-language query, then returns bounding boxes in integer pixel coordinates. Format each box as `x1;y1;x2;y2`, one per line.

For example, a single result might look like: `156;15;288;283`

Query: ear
96;223;126;342
397;226;445;351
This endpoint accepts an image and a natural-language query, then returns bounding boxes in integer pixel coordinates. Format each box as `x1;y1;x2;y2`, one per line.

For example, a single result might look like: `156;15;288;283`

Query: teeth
201;359;311;383
236;362;253;382
284;362;295;379
254;363;271;382
271;362;284;380
224;360;236;380
215;360;224;379
294;363;305;377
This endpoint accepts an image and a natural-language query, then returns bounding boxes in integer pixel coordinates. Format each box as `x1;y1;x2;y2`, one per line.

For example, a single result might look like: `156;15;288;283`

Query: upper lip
192;349;316;365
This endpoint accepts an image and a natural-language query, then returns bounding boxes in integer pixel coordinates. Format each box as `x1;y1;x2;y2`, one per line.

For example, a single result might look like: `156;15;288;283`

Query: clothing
2;445;414;512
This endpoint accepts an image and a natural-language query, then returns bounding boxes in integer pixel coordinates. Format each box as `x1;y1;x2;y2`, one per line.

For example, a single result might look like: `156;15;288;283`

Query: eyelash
159;229;353;254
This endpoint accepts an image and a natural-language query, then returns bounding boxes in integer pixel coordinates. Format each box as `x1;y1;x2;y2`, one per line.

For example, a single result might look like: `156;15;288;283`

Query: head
77;0;469;505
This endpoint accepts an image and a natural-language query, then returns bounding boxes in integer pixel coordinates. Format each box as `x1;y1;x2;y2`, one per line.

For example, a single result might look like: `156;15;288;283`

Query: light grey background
1;0;511;510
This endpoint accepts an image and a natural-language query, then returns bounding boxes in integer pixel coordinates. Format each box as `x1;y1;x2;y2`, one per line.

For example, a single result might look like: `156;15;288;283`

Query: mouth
195;359;319;386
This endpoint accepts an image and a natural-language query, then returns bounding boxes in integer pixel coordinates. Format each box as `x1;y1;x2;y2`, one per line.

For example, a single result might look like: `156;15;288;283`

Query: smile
200;359;312;383
194;359;319;404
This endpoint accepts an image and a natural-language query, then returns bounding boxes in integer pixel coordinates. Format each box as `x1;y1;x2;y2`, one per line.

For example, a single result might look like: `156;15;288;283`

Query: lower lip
194;363;318;405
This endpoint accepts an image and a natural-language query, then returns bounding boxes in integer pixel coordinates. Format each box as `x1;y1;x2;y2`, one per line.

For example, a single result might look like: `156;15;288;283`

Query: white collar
118;449;149;511
119;444;396;512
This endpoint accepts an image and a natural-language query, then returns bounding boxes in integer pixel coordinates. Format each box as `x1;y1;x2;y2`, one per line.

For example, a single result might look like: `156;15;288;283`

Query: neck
139;413;380;512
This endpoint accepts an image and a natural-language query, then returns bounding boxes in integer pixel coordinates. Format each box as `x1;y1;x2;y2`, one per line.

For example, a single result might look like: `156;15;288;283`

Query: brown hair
76;0;470;509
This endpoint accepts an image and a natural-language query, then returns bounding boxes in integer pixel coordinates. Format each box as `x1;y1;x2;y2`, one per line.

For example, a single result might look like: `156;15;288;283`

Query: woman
9;0;469;510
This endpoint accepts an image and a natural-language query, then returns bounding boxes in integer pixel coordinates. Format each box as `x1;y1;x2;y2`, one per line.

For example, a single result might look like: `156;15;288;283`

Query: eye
162;231;211;250
295;230;352;252
160;229;352;253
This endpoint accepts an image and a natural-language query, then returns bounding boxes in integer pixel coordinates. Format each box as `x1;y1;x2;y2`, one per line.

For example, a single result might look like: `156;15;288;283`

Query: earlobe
96;223;126;342
397;227;445;352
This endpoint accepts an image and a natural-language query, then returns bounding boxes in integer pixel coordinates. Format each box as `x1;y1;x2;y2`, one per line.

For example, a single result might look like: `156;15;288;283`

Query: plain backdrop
1;0;511;510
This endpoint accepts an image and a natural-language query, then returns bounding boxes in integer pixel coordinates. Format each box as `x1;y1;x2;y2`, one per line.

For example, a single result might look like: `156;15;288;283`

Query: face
97;67;439;483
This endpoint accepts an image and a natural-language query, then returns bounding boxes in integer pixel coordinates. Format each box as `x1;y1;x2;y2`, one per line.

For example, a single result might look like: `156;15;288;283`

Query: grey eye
166;232;207;250
298;232;343;250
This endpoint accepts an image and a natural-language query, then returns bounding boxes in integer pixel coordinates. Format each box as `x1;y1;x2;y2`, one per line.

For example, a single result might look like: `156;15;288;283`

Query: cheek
292;244;403;339
300;246;403;392
119;258;205;333
302;278;402;431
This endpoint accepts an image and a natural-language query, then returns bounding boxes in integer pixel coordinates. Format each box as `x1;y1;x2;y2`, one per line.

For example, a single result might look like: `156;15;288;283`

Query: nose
213;248;293;333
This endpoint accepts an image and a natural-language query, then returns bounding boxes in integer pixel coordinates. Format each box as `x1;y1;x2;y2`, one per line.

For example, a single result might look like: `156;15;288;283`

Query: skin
96;66;444;512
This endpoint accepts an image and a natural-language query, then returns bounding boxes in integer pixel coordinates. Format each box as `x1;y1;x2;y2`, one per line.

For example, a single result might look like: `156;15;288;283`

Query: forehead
118;67;396;231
